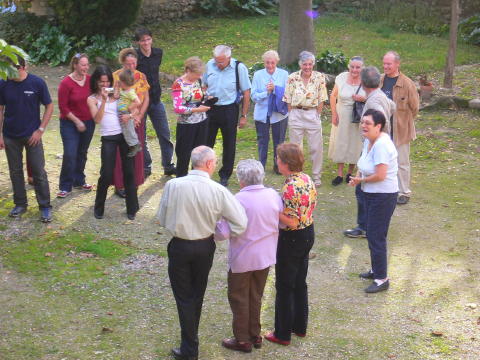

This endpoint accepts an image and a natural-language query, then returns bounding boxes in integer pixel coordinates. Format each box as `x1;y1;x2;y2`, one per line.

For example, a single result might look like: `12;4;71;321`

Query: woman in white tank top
87;65;139;220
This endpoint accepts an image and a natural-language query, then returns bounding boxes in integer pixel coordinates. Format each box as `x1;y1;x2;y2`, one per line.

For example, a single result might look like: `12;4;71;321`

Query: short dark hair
277;143;304;172
16;55;26;68
90;65;113;94
134;27;152;41
363;109;386;131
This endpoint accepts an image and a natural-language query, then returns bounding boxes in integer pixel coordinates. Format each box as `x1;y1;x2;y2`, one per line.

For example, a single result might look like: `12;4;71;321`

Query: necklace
71;73;85;82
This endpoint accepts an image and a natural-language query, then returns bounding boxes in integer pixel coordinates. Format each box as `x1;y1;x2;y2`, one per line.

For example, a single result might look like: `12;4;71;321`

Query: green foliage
459;15;480;46
0;39;28;80
358;1;449;36
0;12;47;50
47;0;141;39
316;50;348;75
197;0;277;16
84;34;131;62
27;24;74;66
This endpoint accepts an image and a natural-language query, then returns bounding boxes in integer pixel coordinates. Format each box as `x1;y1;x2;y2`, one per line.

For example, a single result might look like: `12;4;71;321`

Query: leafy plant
197;0;277;16
84;34;132;62
0;12;47;50
316;50;347;75
0;39;28;80
48;0;141;39
27;24;74;66
459;14;480;46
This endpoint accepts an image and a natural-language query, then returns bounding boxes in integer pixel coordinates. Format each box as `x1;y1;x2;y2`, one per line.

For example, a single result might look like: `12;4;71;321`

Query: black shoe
144;169;152;179
343;227;366;238
345;173;352;184
94;209;104;219
397;195;410;205
171;347;198;360
164;165;176;176
359;270;374;279
365;280;390;293
220;177;229;187
127;213;135;220
127;143;142;157
9;206;27;218
115;189;126;198
40;207;52;223
273;163;281;175
331;176;343;186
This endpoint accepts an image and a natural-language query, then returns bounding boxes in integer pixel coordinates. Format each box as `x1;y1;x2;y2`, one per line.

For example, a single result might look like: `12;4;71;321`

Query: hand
193;105;210;113
238;115;247;129
0;136;4;150
331;113;339;126
76;121;86;132
352;94;366;102
266;81;274;93
27;130;43;146
100;87;109;100
349;176;362;187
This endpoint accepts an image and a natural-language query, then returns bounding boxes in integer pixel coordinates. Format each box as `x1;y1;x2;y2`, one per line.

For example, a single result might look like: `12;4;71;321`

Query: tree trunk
443;0;460;88
278;0;315;65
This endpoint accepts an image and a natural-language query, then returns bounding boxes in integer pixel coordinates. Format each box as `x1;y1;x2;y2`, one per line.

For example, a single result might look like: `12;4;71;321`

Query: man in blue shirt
0;56;54;222
203;45;251;187
135;27;176;177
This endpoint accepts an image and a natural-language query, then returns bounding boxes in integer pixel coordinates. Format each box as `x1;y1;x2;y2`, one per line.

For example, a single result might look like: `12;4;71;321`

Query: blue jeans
143;101;174;171
364;192;398;279
255;116;288;168
59;119;95;191
355;184;367;231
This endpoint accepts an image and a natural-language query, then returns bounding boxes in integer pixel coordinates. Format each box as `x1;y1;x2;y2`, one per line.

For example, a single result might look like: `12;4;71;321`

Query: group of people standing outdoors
0;23;419;360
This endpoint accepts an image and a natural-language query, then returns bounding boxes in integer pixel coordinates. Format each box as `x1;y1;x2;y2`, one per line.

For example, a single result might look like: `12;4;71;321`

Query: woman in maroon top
57;53;95;198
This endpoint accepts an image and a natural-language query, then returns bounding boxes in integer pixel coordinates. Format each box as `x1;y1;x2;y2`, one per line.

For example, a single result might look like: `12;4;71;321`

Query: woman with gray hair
215;159;283;353
282;51;328;187
328;56;366;186
251;50;289;174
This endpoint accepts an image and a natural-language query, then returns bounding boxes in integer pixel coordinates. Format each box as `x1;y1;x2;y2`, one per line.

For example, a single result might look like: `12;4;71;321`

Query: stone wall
137;0;197;23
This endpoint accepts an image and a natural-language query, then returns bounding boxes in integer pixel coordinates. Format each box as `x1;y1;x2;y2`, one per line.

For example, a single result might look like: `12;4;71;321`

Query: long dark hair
90;65;113;94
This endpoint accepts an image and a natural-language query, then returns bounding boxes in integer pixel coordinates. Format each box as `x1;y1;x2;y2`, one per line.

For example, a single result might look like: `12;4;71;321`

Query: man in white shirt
157;145;247;360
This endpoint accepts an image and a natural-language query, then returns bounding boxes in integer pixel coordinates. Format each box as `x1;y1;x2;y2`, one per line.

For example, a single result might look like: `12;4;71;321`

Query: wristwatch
38;127;45;132
240;114;247;118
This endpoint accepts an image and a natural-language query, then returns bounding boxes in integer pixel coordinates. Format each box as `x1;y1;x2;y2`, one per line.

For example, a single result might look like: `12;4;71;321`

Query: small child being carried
115;69;142;157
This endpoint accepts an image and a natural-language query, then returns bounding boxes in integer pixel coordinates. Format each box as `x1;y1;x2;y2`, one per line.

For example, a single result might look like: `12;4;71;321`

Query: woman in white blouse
349;109;398;293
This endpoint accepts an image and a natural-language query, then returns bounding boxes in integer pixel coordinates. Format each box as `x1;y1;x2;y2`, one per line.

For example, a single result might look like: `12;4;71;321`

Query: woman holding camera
87;65;138;220
171;56;211;177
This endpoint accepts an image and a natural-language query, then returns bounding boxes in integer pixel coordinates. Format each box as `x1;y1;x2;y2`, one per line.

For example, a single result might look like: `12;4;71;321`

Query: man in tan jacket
380;51;419;204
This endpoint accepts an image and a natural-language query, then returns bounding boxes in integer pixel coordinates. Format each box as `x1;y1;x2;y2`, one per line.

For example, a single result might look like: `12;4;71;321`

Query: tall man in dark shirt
135;27;176;177
0;56;54;222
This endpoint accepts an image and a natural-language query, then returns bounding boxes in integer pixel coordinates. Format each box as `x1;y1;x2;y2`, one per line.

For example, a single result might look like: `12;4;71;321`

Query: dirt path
0;65;479;359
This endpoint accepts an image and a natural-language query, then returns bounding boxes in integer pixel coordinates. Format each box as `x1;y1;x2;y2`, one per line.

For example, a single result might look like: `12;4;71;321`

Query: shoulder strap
235;60;241;93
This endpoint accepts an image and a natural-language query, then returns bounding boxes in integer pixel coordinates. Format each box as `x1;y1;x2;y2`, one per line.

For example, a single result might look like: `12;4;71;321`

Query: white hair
213;45;232;58
298;50;315;66
262;50;280;62
236;159;265;186
191;146;216;168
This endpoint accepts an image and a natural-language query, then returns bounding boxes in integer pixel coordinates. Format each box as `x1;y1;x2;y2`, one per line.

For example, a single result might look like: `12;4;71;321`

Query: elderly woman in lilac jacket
215;159;283;353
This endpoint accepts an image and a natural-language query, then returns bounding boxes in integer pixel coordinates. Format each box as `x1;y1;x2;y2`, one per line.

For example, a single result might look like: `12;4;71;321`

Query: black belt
294;106;316;110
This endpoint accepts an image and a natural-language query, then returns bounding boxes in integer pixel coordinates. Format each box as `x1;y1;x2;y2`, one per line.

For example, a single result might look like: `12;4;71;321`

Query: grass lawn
0;15;479;360
151;14;480;77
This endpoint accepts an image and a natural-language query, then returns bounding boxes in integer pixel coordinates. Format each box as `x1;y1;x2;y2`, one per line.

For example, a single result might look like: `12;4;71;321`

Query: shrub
0;12;47;50
316;50;348;75
84;34;132;62
460;15;480;46
47;0;141;39
197;0;278;16
27;24;74;66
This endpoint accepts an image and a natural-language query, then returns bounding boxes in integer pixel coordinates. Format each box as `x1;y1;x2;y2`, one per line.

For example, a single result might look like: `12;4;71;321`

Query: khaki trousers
288;109;323;181
396;143;411;196
228;267;270;342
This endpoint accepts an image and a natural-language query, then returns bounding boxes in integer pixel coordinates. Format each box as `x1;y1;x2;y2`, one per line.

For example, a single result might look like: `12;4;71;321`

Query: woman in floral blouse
265;143;317;346
282;51;328;187
171;57;211;177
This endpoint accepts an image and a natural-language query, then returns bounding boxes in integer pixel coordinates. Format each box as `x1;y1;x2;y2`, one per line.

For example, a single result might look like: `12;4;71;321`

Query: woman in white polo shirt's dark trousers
349;109;398;293
87;65;139;220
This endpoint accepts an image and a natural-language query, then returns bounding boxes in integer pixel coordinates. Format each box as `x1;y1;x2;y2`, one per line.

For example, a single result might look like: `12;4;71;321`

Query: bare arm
27;102;54;146
238;89;251;129
330;85;339;126
279;212;300;229
349;163;388;186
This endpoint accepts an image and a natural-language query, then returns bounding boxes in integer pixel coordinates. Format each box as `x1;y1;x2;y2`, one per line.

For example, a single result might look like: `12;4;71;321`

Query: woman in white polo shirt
349;109;398;293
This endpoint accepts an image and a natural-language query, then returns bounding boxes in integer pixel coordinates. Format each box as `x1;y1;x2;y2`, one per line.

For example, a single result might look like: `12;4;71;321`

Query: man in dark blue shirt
0;56;54;222
135;27;176;177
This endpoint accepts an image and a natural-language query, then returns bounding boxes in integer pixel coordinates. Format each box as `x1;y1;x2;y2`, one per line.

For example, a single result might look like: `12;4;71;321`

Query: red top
58;74;92;121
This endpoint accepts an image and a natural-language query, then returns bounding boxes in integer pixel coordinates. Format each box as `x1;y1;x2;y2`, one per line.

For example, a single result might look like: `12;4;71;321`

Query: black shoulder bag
352;85;365;123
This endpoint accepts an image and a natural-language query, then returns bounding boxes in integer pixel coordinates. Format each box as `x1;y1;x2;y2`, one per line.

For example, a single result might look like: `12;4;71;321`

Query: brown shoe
251;335;262;349
222;338;252;353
